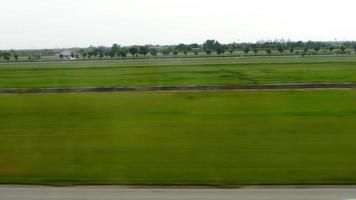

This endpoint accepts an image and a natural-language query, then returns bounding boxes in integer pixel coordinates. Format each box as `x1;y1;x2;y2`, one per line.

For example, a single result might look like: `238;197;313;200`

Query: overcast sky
1;0;356;49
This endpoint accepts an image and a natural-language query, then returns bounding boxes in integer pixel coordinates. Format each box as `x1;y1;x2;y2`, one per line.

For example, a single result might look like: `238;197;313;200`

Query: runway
1;186;356;200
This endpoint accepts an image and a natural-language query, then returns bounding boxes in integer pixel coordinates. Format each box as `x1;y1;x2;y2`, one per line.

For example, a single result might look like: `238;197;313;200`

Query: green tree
118;49;128;58
216;48;224;55
139;46;149;57
266;49;272;56
302;47;309;56
243;47;250;54
329;46;334;52
215;42;225;55
99;53;104;59
96;47;106;59
78;49;87;59
175;44;186;52
277;46;284;54
2;52;11;60
87;47;99;58
108;50;116;58
184;45;192;55
340;46;346;53
314;46;320;53
97;46;108;59
162;49;170;56
129;47;138;57
150;48;158;56
111;43;120;54
203;40;216;51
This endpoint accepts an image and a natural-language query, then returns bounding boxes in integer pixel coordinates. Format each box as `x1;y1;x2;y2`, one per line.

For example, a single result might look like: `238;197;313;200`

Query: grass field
0;56;356;88
0;90;356;185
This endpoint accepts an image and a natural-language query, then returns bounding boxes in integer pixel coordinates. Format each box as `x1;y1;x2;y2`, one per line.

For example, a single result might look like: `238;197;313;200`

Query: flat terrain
0;83;355;94
1;186;356;200
1;56;356;186
1;90;356;185
1;56;356;88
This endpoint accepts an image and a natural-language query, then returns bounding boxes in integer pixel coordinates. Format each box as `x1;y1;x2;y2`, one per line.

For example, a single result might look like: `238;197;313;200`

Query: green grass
1;56;356;88
1;90;356;185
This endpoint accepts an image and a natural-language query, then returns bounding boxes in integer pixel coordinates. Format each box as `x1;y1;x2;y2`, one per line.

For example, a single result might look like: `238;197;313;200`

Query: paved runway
1;186;356;200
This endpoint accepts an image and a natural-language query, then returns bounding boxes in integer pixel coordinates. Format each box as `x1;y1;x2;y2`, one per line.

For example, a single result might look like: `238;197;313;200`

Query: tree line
77;40;356;59
1;40;356;61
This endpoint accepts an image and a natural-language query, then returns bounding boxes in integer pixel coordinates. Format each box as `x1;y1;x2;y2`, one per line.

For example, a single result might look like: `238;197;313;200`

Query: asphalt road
1;186;356;200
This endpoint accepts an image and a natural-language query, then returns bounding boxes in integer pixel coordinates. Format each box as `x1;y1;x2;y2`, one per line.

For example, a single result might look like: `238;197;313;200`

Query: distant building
58;51;75;60
192;48;202;52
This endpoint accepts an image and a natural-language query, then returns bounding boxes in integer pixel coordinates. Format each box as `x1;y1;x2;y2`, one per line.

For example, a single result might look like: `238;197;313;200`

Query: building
58;51;75;60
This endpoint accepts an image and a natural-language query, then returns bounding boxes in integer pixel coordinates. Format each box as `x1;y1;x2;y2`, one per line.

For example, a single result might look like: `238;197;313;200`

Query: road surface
0;83;355;94
1;186;356;200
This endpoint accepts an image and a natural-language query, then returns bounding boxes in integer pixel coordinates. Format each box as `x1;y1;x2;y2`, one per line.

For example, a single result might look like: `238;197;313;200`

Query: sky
1;0;356;49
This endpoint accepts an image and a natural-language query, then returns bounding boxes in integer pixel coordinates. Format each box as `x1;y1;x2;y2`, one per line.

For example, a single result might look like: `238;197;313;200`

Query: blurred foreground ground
1;186;356;200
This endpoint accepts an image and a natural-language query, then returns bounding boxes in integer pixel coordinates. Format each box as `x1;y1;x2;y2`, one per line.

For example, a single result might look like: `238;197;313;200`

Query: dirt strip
0;83;355;94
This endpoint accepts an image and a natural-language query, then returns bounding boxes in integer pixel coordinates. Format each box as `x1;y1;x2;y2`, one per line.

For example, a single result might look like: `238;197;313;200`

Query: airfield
0;55;356;186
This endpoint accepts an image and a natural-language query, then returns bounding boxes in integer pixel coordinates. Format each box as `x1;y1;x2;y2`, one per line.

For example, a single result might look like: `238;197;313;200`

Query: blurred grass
0;57;356;88
0;90;356;185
